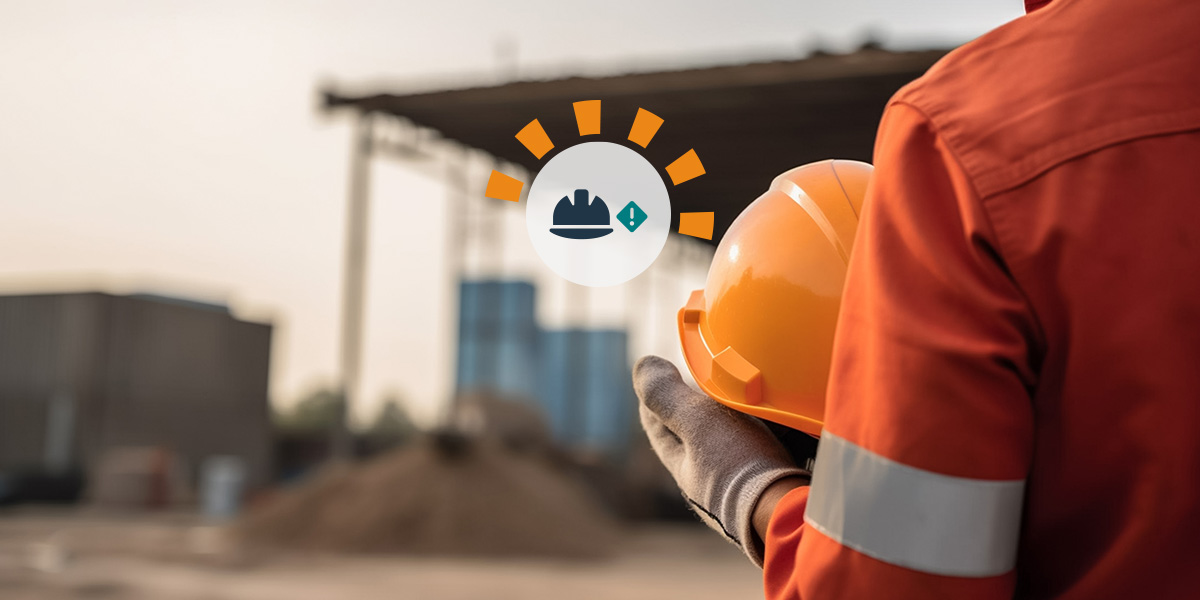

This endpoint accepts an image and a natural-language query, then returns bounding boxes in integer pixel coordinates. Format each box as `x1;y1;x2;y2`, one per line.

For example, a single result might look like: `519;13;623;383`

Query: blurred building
457;280;635;456
0;292;272;502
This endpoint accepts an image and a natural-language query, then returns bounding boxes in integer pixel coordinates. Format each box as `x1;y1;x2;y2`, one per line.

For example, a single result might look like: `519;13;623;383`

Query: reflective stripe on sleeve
804;430;1025;578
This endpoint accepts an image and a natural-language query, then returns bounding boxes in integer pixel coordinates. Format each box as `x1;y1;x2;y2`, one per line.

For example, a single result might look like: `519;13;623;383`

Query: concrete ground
0;509;762;600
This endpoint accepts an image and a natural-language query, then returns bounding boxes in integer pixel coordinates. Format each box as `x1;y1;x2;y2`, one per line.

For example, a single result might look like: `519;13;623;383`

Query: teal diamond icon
618;201;648;232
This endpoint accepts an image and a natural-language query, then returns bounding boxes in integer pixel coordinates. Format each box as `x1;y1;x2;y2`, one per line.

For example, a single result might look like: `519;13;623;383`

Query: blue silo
455;280;539;402
455;279;637;456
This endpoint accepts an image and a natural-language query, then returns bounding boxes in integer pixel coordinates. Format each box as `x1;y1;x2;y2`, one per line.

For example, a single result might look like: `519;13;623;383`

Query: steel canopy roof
323;47;947;243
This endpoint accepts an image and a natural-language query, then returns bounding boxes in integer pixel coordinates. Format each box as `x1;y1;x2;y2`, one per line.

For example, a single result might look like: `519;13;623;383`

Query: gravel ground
0;509;762;600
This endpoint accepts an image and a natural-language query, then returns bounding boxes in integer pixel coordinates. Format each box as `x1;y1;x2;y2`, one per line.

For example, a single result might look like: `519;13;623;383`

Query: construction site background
0;0;1016;597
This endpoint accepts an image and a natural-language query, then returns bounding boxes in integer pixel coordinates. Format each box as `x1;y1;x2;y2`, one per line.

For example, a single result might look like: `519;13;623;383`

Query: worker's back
887;0;1200;597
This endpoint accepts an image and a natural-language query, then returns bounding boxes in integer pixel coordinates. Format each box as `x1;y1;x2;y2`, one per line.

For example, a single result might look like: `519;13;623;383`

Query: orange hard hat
678;159;873;437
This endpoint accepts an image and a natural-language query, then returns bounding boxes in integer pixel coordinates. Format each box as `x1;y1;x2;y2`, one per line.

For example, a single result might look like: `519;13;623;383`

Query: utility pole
334;112;374;461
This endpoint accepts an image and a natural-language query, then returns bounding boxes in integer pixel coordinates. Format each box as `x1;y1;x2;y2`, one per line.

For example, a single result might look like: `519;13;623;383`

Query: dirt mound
237;435;621;558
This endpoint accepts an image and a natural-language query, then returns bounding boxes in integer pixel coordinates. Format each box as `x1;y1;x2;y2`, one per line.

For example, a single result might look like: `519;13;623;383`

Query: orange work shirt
764;0;1200;598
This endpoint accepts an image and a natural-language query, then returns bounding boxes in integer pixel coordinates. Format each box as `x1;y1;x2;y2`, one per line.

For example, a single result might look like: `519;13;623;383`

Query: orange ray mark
678;212;715;240
665;149;705;185
627;108;663;148
515;119;554;159
484;170;524;202
573;100;601;136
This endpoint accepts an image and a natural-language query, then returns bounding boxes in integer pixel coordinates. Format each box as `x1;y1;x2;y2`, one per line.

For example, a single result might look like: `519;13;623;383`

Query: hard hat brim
549;227;613;239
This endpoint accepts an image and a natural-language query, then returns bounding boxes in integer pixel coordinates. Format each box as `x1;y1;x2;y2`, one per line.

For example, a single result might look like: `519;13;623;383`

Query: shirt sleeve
763;101;1040;600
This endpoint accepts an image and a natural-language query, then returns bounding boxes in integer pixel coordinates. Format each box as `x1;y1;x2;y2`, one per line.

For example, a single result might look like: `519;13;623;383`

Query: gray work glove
634;355;810;567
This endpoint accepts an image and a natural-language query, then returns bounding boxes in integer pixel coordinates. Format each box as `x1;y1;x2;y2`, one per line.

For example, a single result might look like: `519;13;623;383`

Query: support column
442;147;469;427
334;112;374;461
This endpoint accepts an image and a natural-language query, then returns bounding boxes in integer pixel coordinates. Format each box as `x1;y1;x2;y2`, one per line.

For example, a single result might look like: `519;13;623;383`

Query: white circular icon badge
525;142;670;287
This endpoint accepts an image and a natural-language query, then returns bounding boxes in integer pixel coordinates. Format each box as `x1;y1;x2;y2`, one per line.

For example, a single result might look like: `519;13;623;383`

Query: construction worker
635;0;1200;598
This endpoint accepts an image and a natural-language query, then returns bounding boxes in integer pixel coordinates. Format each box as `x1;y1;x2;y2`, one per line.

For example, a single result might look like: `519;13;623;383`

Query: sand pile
237;434;621;558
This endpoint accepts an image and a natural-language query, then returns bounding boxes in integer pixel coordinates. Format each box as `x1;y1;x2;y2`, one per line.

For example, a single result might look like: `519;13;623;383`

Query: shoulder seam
896;87;1200;199
886;99;985;202
973;108;1200;197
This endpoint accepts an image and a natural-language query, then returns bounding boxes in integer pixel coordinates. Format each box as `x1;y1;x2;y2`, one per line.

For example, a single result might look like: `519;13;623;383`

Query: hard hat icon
550;189;613;239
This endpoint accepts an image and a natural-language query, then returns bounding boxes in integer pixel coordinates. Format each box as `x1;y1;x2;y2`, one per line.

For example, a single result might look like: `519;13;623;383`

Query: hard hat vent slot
682;290;705;325
712;347;762;405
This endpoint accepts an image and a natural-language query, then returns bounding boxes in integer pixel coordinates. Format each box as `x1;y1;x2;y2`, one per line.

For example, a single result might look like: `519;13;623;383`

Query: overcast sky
0;0;1024;425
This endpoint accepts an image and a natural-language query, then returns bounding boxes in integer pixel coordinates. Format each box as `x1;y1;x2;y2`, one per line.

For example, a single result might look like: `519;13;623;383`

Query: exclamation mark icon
619;201;645;232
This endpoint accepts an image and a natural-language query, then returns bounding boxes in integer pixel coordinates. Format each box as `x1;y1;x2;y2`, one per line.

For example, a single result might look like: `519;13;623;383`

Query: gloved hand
634;355;811;566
